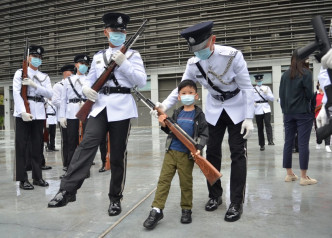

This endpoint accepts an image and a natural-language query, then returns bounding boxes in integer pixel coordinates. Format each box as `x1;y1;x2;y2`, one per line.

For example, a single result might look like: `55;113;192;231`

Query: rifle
76;19;148;122
105;132;111;170
22;38;30;113
132;87;222;186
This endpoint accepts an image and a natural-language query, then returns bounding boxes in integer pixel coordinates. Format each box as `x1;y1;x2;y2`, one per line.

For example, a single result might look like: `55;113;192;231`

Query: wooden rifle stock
21;39;30;114
76;19;148;122
105;132;111;170
160;110;222;186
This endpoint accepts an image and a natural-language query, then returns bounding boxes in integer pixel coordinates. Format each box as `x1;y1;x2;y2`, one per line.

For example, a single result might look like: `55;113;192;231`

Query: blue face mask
78;64;88;74
257;81;263;86
181;95;195;105
31;57;42;67
194;47;212;60
108;32;126;46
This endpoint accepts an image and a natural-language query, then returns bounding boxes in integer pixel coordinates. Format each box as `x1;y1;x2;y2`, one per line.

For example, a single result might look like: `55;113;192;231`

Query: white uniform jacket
13;67;53;119
59;74;87;119
52;80;65;122
84;45;147;122
163;44;254;125
253;85;274;115
46;100;57;125
318;67;330;104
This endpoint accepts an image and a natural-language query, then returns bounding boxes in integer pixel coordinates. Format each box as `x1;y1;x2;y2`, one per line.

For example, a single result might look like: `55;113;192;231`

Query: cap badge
117;16;123;24
189;37;195;44
84;56;87;60
37;48;41;54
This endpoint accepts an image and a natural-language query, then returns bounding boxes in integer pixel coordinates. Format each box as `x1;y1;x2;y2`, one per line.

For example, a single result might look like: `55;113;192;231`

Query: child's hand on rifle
158;114;167;127
191;150;201;158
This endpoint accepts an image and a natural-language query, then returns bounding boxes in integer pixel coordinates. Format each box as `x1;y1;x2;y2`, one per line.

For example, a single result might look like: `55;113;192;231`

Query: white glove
263;87;268;94
316;105;327;128
22;78;37;89
82;86;98;102
46;123;49;128
21;112;33;121
150;102;167;118
111;50;127;66
59;117;67;128
240;118;254;139
321;48;332;69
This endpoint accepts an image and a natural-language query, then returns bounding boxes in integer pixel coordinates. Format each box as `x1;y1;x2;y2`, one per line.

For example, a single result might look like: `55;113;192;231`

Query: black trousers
99;137;107;163
206;110;247;204
47;124;56;149
59;123;69;167
15;118;44;181
61;109;131;202
255;112;273;146
66;119;80;166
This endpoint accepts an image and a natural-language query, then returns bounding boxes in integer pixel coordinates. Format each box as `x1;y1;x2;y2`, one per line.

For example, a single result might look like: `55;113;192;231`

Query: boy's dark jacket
161;105;209;158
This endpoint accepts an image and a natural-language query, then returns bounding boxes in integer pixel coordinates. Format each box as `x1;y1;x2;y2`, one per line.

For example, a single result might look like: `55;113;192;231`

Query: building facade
0;0;332;129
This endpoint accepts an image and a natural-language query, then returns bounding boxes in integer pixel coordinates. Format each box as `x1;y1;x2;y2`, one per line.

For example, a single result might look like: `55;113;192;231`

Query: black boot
19;180;34;190
180;209;192;224
224;203;243;222
48;190;76;208
143;209;164;229
205;196;222;211
108;200;121;216
99;162;106;172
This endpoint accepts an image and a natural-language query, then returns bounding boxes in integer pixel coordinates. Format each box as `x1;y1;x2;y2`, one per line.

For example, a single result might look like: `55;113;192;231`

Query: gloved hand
263;87;268;94
46;123;49;128
321;48;332;69
316;105;327;128
111;50;127;66
22;78;37;88
150;102;167;118
240;118;254;139
82;86;98;102
59;117;67;128
21;112;33;121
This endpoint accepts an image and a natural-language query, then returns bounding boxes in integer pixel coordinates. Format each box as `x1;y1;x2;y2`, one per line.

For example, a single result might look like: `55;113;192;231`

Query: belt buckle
105;87;110;96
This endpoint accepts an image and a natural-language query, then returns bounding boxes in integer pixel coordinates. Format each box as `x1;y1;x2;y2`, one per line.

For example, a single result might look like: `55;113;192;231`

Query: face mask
78;64;88;74
108;32;126;46
257;81;263;86
31;57;42;67
181;95;195;105
194;47;212;60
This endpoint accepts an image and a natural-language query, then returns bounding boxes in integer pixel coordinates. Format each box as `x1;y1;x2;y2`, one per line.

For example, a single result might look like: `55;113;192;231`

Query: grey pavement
0;123;332;238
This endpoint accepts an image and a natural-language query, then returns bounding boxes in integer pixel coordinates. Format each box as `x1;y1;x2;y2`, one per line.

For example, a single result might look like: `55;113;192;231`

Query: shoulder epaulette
218;49;238;57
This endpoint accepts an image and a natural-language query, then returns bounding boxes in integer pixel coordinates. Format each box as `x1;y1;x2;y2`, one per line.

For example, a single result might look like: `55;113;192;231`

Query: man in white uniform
253;74;274;151
52;65;75;171
13;45;53;190
48;13;147;217
155;21;254;222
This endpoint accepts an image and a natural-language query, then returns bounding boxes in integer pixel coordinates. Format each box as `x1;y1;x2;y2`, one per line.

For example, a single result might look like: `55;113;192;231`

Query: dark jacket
161;105;209;159
279;68;314;114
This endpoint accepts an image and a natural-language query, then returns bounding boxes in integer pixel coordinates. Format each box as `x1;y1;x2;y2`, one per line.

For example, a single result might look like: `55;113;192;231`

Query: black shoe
260;146;265;151
48;190;76;208
108;200;121;216
41;165;52;170
59;173;66;179
33;178;49;187
224;203;243;222
205;197;222;211
268;141;275;145
63;167;68;172
19;180;34;190
51;148;59;151
92;162;95;165
45;146;53;152
180;209;192;224
99;164;106;173
143;209;164;229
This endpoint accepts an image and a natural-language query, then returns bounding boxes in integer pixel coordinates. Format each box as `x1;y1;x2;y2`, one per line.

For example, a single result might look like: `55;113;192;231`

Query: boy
143;80;208;229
